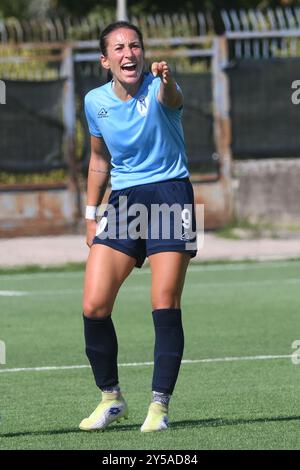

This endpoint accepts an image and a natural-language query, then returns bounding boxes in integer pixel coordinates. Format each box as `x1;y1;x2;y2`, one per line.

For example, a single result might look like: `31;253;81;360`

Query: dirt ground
1;232;300;267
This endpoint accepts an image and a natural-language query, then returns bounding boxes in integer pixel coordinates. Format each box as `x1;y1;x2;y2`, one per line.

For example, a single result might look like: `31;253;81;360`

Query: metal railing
1;8;300;63
221;7;300;58
0;11;212;43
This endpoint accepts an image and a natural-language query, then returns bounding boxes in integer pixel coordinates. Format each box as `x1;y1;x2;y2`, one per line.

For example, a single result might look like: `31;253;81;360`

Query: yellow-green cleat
79;391;128;431
140;402;169;433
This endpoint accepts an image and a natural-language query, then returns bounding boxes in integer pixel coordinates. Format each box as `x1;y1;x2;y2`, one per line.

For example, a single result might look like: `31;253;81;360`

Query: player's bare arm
151;61;183;109
86;135;111;247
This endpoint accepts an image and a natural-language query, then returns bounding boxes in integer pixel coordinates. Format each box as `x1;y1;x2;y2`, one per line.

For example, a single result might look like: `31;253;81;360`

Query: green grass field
0;260;300;450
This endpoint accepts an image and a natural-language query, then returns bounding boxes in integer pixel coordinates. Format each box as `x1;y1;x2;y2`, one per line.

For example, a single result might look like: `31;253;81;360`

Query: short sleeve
84;94;102;138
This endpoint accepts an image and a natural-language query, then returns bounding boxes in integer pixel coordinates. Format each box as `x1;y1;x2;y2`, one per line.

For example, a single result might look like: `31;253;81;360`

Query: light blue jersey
84;73;189;190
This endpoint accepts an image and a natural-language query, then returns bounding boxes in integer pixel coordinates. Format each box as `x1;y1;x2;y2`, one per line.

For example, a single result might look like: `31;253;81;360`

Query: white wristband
85;205;97;220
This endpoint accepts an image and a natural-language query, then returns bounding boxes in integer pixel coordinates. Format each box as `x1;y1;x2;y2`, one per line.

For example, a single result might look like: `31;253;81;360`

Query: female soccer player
80;21;197;433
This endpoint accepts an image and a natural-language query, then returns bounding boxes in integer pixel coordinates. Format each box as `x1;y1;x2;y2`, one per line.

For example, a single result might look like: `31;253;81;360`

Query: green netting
0;79;65;173
227;58;300;158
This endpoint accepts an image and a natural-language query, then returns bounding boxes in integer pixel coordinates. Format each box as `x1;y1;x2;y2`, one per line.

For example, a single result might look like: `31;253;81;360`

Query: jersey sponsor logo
98;107;109;118
136;95;149;116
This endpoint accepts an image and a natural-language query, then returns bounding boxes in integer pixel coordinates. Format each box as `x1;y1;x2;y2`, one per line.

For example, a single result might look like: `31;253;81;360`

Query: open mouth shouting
121;62;138;74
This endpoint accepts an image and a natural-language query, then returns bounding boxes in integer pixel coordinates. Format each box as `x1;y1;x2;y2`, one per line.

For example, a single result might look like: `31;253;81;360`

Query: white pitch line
0;272;84;282
0;290;28;296
0;354;293;374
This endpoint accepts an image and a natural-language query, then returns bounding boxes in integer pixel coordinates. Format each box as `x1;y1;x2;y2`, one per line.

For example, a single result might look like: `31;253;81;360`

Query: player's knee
83;299;112;319
152;291;180;310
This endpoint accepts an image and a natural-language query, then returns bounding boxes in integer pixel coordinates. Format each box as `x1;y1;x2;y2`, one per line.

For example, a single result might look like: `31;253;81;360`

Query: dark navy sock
152;308;184;395
83;314;118;390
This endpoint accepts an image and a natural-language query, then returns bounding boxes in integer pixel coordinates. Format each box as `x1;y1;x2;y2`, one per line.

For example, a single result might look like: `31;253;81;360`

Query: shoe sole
79;406;129;431
140;425;168;433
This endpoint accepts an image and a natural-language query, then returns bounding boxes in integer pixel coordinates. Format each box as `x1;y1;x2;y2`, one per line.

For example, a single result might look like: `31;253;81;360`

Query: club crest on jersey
137;95;149;116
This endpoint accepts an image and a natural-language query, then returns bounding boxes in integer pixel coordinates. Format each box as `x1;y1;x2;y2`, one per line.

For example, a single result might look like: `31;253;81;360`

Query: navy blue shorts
93;177;197;268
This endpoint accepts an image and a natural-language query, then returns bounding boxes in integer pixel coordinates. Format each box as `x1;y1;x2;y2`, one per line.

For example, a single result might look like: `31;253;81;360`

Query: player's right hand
86;220;97;248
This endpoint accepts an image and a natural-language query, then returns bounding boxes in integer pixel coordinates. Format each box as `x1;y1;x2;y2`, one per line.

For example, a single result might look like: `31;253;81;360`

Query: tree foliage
0;0;52;19
0;0;299;20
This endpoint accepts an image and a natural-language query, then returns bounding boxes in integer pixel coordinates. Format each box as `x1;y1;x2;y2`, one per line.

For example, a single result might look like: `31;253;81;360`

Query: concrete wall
0;178;233;237
233;158;300;225
2;158;299;237
0;184;79;237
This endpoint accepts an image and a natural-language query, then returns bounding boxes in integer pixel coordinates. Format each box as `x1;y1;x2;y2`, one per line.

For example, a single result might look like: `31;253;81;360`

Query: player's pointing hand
151;61;172;85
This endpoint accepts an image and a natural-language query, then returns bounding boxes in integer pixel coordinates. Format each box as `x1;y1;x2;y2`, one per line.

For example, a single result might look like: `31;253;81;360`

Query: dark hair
99;21;144;57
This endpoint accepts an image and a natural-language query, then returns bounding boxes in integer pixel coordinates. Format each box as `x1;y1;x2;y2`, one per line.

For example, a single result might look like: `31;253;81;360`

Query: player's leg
83;243;136;318
150;251;190;310
80;244;136;431
141;251;190;432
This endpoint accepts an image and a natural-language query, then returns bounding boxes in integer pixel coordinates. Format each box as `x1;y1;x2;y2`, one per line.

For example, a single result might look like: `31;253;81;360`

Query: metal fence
0;11;212;43
1;7;300;175
220;8;300;158
1;7;300;60
0;43;75;173
0;36;226;178
221;7;300;59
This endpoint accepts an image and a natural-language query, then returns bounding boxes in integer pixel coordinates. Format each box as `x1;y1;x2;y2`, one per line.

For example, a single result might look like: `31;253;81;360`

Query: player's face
101;28;144;85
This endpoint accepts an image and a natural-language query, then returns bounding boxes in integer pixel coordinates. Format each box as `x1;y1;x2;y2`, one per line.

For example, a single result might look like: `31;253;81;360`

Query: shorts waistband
112;177;190;192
